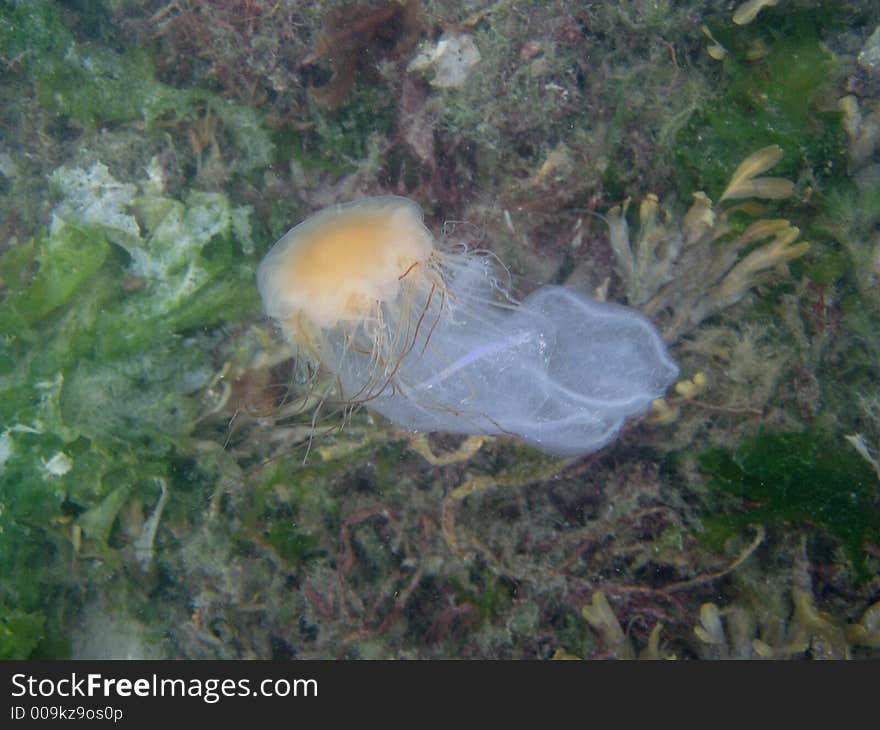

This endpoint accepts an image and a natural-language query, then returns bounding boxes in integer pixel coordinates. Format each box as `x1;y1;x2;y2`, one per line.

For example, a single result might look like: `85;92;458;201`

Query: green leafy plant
0;161;260;655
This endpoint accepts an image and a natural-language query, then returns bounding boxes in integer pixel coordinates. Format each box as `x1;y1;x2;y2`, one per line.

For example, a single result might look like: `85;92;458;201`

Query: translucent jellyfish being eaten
257;196;678;457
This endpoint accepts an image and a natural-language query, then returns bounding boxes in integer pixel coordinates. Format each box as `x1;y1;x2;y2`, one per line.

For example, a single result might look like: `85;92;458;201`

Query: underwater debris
408;33;481;88
701;25;727;61
857;25;880;76
606;146;808;342
845;433;880;481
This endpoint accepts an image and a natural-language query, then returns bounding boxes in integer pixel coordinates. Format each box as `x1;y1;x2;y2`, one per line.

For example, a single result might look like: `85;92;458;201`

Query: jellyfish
257;196;678;457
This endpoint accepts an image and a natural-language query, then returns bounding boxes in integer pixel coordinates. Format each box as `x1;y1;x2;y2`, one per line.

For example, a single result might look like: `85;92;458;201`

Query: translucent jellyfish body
257;196;678;457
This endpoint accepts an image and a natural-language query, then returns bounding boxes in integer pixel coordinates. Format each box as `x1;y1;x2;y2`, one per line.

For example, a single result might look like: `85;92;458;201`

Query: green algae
1;0;273;175
265;522;323;568
674;8;847;198
0;225;110;336
0;160;261;655
0;603;46;660
699;429;880;581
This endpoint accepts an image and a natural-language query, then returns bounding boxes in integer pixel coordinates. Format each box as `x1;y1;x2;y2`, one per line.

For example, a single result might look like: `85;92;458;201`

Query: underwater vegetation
699;430;880;582
606;145;808;342
0;1;273;170
559;537;880;660
674;2;849;197
1;0;880;659
0;157;261;655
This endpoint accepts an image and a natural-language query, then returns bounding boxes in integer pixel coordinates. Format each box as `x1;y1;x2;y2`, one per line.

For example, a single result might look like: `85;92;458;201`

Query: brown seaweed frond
719;145;794;202
691;537;880;659
306;0;423;110
606;145;809;342
732;0;780;26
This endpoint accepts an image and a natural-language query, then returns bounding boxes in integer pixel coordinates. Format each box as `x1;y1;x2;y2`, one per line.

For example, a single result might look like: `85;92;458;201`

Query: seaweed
674;6;847;198
305;0;423;110
0;603;46;660
0;160;260;655
1;0;274;175
698;429;880;581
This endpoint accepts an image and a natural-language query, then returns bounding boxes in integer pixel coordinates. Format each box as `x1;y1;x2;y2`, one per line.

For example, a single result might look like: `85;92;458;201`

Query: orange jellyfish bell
258;195;679;457
257;196;440;353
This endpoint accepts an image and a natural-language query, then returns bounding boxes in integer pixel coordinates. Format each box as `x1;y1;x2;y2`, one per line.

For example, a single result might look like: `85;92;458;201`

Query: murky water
1;0;878;660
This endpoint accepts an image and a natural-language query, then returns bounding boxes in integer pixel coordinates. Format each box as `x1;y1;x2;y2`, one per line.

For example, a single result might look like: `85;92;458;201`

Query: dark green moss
2;1;273;173
698;429;880;581
0;604;46;660
56;0;113;43
801;246;850;288
674;8;847;198
308;85;397;173
0;0;71;67
266;523;323;567
453;569;516;623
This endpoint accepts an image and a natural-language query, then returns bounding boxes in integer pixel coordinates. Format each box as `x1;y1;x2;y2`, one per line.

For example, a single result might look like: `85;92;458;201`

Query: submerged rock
858;25;880;75
408;34;481;88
